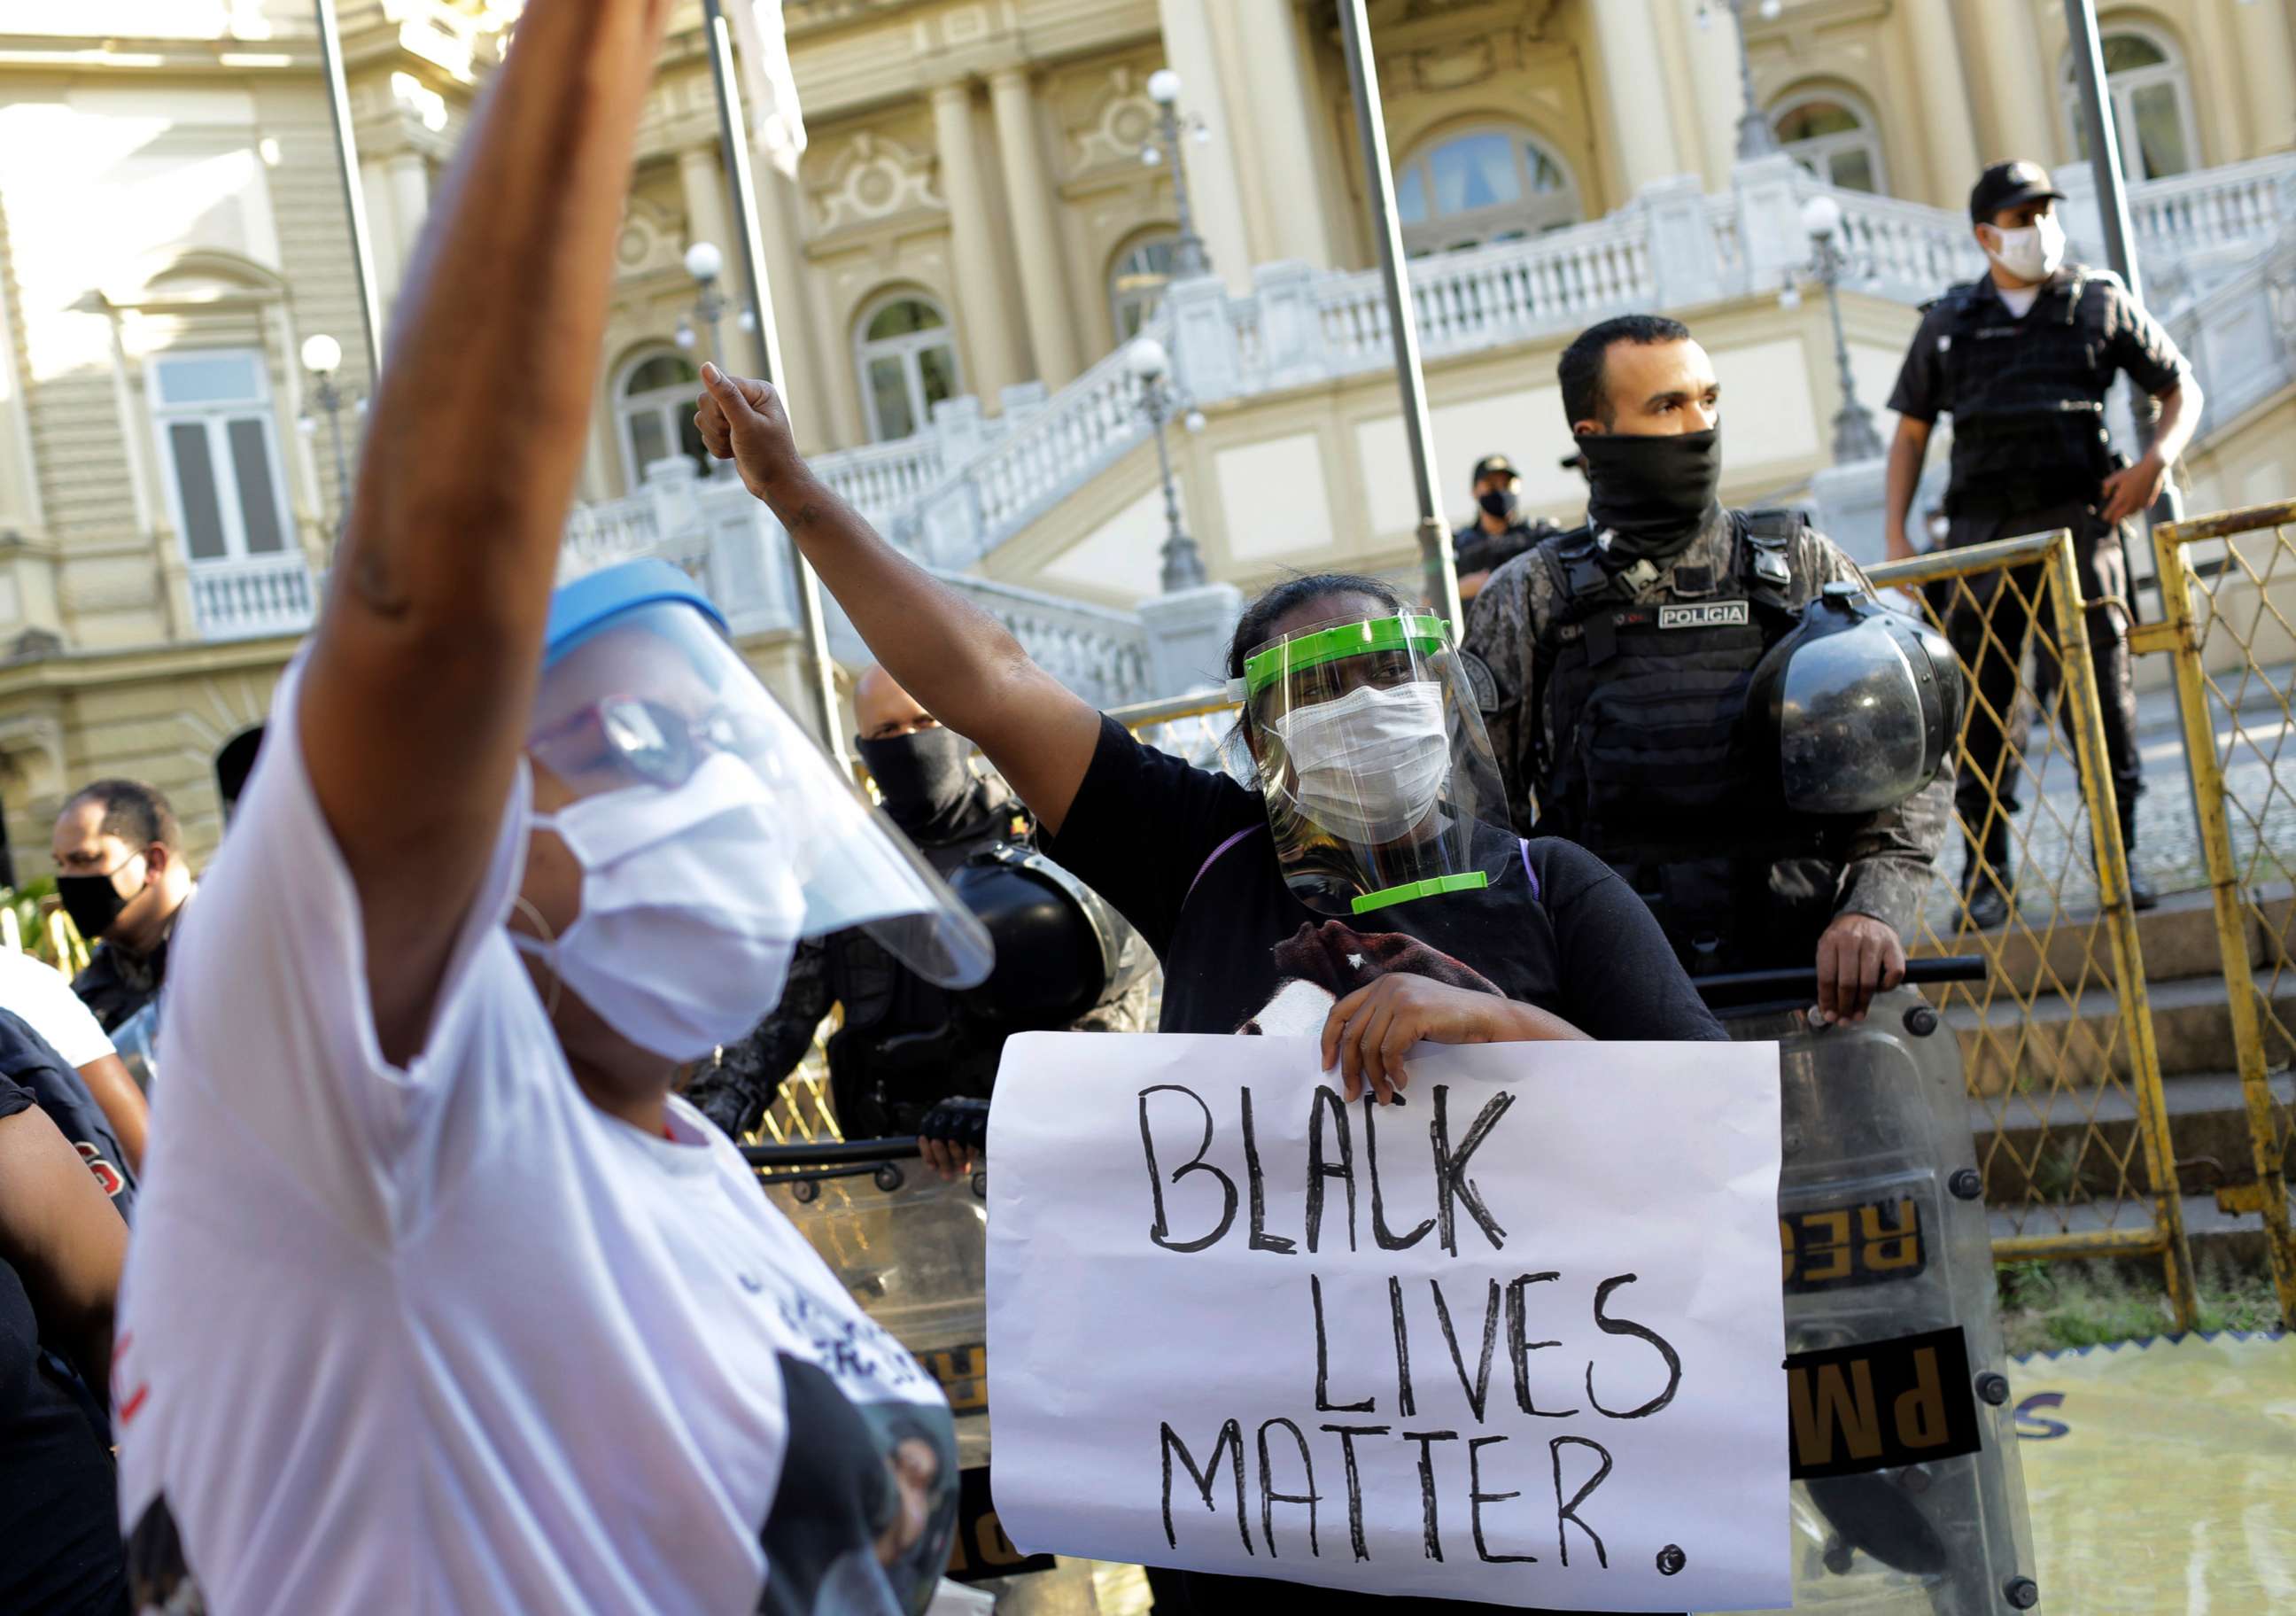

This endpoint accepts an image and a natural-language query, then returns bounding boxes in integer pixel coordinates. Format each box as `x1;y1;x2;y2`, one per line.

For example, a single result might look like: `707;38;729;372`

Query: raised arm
695;368;1103;834
297;0;675;1062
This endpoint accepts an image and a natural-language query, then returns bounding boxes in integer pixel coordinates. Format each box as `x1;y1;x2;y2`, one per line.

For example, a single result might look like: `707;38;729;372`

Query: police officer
1883;160;2200;928
686;663;1152;1144
1464;314;1952;1026
1452;453;1558;602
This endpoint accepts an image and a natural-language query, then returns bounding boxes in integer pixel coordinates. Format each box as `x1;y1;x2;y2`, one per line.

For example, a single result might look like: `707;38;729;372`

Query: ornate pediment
809;128;944;237
1054;63;1162;186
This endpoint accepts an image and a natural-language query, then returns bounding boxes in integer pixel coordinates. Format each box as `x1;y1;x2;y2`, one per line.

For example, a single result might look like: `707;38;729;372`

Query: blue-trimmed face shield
529;561;992;997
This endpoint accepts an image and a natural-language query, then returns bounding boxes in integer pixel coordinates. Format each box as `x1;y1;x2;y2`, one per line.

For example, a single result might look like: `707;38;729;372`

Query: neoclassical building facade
0;0;2292;872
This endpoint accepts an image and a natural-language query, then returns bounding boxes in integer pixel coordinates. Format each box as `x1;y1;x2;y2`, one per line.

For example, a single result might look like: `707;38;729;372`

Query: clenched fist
694;361;804;503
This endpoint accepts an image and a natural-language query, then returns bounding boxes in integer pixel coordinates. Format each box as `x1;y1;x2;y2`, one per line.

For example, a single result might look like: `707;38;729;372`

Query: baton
1694;953;1988;1021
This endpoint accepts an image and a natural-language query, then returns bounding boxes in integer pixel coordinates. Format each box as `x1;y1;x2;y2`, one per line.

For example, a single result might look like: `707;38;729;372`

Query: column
678;145;736;295
2227;0;2296;156
1680;0;1742;193
1960;0;2053;165
1225;0;1340;268
755;163;832;455
0;259;42;537
1902;0;1982;201
988;66;1082;388
930;81;1024;402
385;151;430;275
1589;0;1688;197
1153;0;1256;291
358;157;402;311
1646;0;1713;184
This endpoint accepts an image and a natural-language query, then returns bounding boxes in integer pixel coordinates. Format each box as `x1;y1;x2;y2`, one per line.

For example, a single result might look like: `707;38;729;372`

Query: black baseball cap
1471;454;1519;484
1970;160;2065;224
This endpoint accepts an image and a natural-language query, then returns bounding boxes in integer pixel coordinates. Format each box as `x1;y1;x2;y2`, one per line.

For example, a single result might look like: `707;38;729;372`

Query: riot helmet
1230;610;1513;916
530;560;994;993
947;844;1150;1028
1748;582;1964;816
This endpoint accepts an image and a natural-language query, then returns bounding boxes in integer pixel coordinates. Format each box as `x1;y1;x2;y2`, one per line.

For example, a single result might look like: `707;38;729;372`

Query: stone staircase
1948;887;2294;1261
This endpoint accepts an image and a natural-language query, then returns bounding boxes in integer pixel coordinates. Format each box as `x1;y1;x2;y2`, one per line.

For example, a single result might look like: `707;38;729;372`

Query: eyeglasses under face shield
531;581;992;989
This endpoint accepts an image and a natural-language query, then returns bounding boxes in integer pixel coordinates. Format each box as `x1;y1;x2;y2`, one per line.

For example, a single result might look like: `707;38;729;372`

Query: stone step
1916;885;2283;991
1966;1068;2295;1205
1947;968;2296;1093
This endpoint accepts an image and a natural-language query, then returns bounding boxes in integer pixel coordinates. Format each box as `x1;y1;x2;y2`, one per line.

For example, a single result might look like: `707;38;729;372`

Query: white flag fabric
985;1032;1790;1612
727;0;807;181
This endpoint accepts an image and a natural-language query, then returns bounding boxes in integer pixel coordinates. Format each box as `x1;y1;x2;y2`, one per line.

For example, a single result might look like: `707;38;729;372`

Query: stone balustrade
188;552;319;641
558;151;2296;698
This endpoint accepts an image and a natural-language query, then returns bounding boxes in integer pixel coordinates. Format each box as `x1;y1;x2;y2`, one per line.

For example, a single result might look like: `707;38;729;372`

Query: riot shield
1716;967;2041;1616
746;1140;1143;1612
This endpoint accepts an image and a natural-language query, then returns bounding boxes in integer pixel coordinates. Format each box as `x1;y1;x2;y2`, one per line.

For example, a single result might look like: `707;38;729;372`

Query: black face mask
1578;426;1723;562
58;859;143;944
857;727;981;842
1478;488;1520;523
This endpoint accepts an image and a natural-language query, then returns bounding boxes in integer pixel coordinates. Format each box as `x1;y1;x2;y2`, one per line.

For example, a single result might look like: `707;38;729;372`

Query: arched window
615;350;710;487
2061;27;2198;181
1109;232;1180;345
1771;93;1888;195
854;293;962;443
1392;127;1582;255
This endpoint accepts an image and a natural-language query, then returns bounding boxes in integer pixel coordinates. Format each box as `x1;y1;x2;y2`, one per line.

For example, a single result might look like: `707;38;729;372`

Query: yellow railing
2144;500;2296;1329
1869;532;2193;1325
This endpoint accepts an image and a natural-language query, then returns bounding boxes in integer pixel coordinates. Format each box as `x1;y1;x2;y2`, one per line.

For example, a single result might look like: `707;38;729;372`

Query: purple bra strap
1518;839;1541;902
1186;825;1263;905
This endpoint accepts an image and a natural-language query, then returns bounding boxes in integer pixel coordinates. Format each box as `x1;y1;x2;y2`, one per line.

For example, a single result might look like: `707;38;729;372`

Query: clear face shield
529;587;993;996
1233;611;1513;917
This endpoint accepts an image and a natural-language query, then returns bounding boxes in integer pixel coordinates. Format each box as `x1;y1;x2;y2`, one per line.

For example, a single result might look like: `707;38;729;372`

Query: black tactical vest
1935;270;2118;515
1533;512;1842;975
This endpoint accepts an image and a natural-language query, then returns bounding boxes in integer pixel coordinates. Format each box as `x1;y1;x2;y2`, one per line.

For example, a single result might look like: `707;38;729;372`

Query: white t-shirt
116;664;956;1616
0;945;113;1068
1997;284;2042;320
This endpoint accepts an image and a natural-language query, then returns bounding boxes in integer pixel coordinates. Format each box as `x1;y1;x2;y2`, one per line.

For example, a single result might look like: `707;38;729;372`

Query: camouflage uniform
1462;504;1952;954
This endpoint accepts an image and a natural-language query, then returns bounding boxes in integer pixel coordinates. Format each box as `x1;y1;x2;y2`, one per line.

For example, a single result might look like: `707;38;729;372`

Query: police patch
1658;601;1750;629
1457;649;1500;713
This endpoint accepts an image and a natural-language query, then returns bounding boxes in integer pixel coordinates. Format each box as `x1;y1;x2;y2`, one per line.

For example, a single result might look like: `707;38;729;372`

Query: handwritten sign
984;1033;1788;1612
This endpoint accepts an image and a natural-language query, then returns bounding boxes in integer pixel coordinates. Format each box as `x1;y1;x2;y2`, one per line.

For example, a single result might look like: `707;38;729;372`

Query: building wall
0;0;2288;878
979;284;1928;610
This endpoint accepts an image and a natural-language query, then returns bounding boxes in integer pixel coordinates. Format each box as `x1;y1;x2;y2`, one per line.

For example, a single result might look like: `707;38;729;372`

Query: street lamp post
679;240;730;367
1125;338;1207;593
1797;194;1885;464
1141;69;1211;281
300;332;356;550
1701;0;1785;160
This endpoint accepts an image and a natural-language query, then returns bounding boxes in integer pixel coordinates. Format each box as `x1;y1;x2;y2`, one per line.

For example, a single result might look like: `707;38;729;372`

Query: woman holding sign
698;368;1721;1098
697;368;1717;1614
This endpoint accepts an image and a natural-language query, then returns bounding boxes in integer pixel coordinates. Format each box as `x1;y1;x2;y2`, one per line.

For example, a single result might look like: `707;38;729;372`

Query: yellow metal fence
2143;500;2296;1329
1868;532;2195;1326
1101;535;2206;1322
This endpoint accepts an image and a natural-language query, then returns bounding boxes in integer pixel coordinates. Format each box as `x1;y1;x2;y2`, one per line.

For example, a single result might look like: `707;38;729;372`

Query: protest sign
985;1032;1788;1612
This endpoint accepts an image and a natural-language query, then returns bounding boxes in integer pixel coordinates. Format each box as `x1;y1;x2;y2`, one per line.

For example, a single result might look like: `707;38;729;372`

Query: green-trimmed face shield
1232;611;1512;916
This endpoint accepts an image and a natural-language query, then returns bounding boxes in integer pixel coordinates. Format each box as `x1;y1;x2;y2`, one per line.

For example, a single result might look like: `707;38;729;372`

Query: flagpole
314;0;384;379
1338;0;1461;627
700;0;849;775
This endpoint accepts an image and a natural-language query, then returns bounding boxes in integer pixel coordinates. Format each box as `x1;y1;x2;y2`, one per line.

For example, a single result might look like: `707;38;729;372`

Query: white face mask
1983;214;2066;283
1269;680;1451;844
519;751;804;1062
